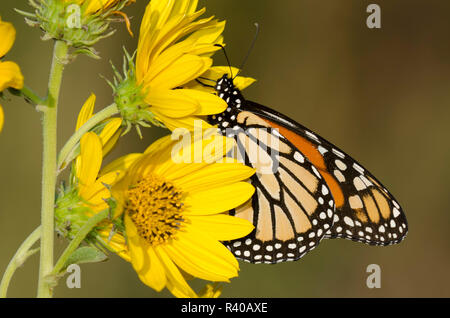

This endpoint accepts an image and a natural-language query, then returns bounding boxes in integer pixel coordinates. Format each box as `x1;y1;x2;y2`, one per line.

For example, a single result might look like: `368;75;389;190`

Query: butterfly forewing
209;77;336;264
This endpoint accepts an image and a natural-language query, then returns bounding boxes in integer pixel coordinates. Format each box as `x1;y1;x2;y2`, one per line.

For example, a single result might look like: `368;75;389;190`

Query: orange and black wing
224;110;336;263
244;101;408;246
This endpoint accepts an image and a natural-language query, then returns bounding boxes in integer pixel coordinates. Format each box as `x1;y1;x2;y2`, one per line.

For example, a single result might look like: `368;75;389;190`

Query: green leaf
62;246;108;271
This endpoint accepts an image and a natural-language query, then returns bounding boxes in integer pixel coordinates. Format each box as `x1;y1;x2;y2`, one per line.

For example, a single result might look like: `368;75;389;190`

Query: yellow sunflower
0;17;24;132
105;133;255;297
130;0;228;131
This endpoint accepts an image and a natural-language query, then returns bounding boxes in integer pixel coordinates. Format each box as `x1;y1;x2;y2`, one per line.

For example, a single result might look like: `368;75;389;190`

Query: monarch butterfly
203;73;408;264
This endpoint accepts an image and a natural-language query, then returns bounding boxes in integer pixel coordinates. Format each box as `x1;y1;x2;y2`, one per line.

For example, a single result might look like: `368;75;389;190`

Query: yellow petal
192;66;257;90
152;111;213;131
98;227;130;262
98;118;121;145
185;42;222;57
83;0;118;14
177;89;227;115
76;94;96;131
102;128;122;158
160;20;224;57
140;0;176;38
144;44;186;83
77;132;103;191
144;10;210;68
154;245;197;297
0;61;24;91
125;214;167;291
153;134;234;178
184;182;254;215
172;0;199;17
140;247;168;292
234;76;257;91
185;20;225;50
0;19;15;57
198;283;222;298
143;134;174;154
110;176;130;218
164;227;239;282
182;78;216;94
100;153;142;176
80;171;118;204
189;214;254;241
175;162;255;193
118;150;162;185
149;55;212;90
146;89;199;118
137;3;204;80
166;280;198;298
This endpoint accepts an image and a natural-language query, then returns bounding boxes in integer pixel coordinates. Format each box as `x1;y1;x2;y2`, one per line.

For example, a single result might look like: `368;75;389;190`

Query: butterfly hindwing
224;112;336;263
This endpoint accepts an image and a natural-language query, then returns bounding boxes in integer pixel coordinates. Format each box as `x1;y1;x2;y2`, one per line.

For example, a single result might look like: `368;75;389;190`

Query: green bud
55;174;120;244
107;49;164;137
16;0;132;58
55;185;91;240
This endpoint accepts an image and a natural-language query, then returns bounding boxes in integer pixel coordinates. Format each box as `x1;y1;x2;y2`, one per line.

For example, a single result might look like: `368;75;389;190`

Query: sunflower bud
55;184;91;240
17;0;134;58
107;49;162;137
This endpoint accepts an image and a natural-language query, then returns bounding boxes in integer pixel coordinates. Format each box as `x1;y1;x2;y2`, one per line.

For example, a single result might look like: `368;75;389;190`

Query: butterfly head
215;74;234;92
207;74;245;133
215;74;244;107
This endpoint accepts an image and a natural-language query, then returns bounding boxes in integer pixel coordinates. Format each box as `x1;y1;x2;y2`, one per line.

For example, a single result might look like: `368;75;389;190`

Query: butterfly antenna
214;43;234;78
234;22;260;79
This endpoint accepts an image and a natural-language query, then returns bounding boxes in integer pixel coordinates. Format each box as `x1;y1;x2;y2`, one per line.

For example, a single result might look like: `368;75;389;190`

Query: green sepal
61;246;108;272
108;48;166;134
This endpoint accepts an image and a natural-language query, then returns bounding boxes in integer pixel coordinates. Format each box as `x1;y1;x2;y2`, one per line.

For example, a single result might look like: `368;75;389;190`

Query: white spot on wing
321;184;329;195
344;216;355;227
294;151;305;163
306;131;319;142
332;148;345;158
353;163;364;174
353;177;367;191
335;159;347;171
318;146;328;155
334;169;346;183
393;207;400;218
311;166;321;179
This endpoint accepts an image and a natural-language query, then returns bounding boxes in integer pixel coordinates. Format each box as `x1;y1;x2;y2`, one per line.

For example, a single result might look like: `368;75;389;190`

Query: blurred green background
1;0;449;298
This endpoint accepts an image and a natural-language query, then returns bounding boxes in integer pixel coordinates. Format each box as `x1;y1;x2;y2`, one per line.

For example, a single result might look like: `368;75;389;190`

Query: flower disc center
126;175;184;246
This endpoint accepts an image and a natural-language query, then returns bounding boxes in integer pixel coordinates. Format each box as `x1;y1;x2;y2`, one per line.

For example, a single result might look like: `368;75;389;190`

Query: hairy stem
37;40;69;298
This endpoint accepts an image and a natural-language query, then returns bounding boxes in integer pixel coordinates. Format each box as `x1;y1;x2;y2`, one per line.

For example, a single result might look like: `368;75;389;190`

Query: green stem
52;210;109;275
0;227;41;298
19;85;46;106
57;103;119;173
37;40;69;298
